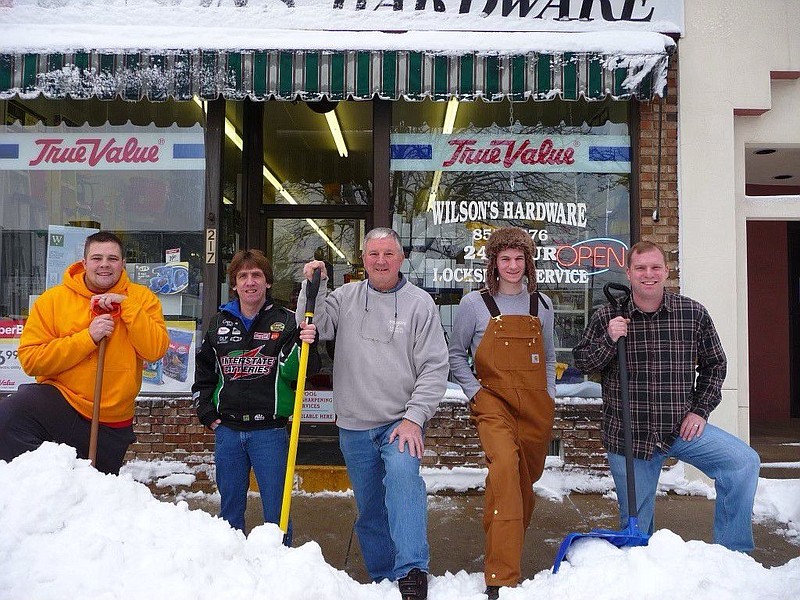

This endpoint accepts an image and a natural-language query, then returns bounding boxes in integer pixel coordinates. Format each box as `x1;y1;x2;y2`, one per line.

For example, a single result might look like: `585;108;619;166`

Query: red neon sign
555;238;628;275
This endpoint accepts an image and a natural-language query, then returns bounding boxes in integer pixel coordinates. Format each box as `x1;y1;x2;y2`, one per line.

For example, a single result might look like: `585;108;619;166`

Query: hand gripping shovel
279;267;322;534
552;282;650;573
88;299;121;468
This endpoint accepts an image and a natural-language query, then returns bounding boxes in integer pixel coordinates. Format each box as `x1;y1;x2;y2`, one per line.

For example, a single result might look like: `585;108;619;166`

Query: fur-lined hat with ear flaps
485;227;537;295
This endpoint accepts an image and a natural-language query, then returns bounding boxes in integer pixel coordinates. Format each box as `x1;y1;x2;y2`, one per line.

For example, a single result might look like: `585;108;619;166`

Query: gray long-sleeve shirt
448;289;557;401
298;276;449;431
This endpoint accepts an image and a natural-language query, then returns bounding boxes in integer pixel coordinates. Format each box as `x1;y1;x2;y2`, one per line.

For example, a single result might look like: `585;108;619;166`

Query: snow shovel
279;267;322;533
88;299;121;468
552;282;650;573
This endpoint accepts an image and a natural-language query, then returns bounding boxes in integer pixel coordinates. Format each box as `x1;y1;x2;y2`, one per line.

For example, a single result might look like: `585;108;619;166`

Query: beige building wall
678;1;800;440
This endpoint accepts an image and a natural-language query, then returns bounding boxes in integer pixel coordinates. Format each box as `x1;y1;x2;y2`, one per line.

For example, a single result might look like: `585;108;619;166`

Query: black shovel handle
603;282;638;519
304;267;322;323
604;282;631;311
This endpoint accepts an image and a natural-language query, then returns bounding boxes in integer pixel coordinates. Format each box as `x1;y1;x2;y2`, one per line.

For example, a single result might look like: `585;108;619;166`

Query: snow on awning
0;46;672;103
0;2;676;102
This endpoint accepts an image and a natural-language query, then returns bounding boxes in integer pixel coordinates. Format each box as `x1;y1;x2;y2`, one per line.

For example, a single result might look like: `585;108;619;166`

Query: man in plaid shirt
574;241;760;551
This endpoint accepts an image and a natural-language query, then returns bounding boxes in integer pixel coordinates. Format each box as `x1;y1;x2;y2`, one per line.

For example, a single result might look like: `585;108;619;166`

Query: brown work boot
485;585;501;600
398;568;428;600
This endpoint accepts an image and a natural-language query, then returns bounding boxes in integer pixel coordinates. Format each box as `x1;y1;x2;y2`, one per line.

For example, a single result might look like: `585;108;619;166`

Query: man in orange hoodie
0;232;169;474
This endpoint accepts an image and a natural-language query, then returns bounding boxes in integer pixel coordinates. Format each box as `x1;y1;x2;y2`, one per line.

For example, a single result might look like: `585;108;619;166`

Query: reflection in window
0;98;206;394
391;98;632;381
262;101;373;206
266;217;365;382
266;218;362;308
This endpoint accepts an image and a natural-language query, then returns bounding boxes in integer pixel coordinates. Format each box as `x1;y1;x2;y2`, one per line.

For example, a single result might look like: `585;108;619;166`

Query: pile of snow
1;443;798;599
754;479;800;544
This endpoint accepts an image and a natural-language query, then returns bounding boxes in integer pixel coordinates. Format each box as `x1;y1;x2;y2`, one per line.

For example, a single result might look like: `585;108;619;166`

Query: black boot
485;585;501;600
398;568;428;600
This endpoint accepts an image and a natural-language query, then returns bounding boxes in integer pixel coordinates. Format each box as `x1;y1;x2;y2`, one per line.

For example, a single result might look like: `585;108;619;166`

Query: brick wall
129;397;608;473
128;398;213;460
638;55;681;291
422;398;608;472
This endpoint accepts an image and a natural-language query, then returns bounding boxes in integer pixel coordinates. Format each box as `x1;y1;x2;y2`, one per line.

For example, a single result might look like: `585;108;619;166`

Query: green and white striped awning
0;49;668;102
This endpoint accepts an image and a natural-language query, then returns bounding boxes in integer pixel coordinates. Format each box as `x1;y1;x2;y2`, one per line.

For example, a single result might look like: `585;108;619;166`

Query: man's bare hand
299;322;317;344
92;293;126;312
607;316;630;342
88;314;115;344
302;261;328;282
679;413;706;441
389;419;424;458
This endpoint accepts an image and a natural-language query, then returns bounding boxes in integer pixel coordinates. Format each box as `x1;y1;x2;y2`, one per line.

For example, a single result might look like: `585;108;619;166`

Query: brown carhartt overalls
470;290;555;587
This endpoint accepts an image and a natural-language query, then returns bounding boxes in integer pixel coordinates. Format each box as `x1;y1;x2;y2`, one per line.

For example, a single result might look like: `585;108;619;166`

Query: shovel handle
305;268;321;317
280;267;322;534
603;282;638;519
88;336;108;467
603;282;631;314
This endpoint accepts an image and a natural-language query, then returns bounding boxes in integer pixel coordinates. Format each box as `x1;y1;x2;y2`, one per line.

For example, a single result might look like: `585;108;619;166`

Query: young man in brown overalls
448;227;556;599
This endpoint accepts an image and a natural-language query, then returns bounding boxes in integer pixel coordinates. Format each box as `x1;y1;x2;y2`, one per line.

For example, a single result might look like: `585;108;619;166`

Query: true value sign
0;133;205;171
391;134;631;174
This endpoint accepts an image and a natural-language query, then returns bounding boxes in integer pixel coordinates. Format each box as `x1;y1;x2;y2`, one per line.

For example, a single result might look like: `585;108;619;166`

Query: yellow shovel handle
279;324;313;533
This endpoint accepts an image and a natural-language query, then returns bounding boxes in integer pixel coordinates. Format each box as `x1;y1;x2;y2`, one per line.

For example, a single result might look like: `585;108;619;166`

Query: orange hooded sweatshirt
18;261;169;424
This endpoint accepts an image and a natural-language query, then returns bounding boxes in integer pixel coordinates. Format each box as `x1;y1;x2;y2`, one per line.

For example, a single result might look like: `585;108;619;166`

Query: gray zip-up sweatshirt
448;289;557;401
298;276;449;430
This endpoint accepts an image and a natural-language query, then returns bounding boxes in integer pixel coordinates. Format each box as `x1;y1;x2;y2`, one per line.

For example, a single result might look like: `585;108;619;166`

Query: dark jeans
0;383;135;475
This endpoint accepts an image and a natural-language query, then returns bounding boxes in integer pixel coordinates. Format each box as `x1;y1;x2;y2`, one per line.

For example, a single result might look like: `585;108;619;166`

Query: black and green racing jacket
193;299;313;431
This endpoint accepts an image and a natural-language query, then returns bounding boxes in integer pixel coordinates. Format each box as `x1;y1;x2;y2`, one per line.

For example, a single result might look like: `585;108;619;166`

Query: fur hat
485;227;537;295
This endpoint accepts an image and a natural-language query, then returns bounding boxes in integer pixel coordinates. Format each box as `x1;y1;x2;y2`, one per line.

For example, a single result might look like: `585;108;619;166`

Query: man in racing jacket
194;249;315;541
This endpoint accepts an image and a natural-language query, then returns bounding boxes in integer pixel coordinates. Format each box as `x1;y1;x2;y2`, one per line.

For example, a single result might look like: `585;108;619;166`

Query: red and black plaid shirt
573;292;727;460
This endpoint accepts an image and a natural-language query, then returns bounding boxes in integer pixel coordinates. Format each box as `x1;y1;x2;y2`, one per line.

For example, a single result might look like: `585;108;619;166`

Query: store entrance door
746;220;798;421
264;215;367;466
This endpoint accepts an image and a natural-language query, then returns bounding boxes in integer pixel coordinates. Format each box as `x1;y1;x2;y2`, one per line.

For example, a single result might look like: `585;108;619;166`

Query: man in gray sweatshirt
298;227;448;600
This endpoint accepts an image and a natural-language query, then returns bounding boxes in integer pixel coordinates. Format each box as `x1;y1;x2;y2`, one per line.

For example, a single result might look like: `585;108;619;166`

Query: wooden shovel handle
88;337;108;467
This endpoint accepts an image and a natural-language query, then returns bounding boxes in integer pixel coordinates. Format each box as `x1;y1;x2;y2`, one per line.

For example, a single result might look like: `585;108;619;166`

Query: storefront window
262;101;373;205
391;98;631;386
0;99;205;394
268;215;364;393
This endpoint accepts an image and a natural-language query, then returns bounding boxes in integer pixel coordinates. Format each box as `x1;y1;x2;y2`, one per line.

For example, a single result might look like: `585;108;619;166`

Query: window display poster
0;319;36;392
0;318;196;394
131;262;190;295
293;389;335;424
46;224;99;290
141;320;196;394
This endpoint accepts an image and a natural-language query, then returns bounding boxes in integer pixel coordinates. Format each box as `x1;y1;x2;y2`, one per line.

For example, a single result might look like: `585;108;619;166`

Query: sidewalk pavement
181;487;799;583
170;420;799;580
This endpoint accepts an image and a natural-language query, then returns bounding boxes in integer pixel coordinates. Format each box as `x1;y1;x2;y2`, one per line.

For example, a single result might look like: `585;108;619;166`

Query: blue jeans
339;421;429;582
214;424;292;545
607;423;760;552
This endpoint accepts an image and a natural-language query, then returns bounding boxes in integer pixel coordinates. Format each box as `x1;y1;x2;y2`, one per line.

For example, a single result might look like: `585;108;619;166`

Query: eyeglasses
359;286;398;344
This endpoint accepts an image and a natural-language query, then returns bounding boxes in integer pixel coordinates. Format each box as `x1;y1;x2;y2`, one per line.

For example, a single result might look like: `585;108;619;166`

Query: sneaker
485;585;501;600
398;568;428;600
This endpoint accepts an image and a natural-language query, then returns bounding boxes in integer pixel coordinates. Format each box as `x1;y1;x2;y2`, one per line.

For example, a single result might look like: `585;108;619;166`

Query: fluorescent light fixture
426;171;443;211
223;196;234;205
193;96;349;262
324;109;348;158
442;97;459;135
426;98;459;210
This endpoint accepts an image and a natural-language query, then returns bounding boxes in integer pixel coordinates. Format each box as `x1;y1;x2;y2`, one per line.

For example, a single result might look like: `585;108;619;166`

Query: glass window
0;98;205;394
262;101;373;205
266;216;365;430
391;98;632;385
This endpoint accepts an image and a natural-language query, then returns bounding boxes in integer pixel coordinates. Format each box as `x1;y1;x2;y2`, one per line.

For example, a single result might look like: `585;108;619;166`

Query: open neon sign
556;238;628;275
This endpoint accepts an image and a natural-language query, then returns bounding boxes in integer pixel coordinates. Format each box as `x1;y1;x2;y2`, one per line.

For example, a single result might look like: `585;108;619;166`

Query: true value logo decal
29;137;161;167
